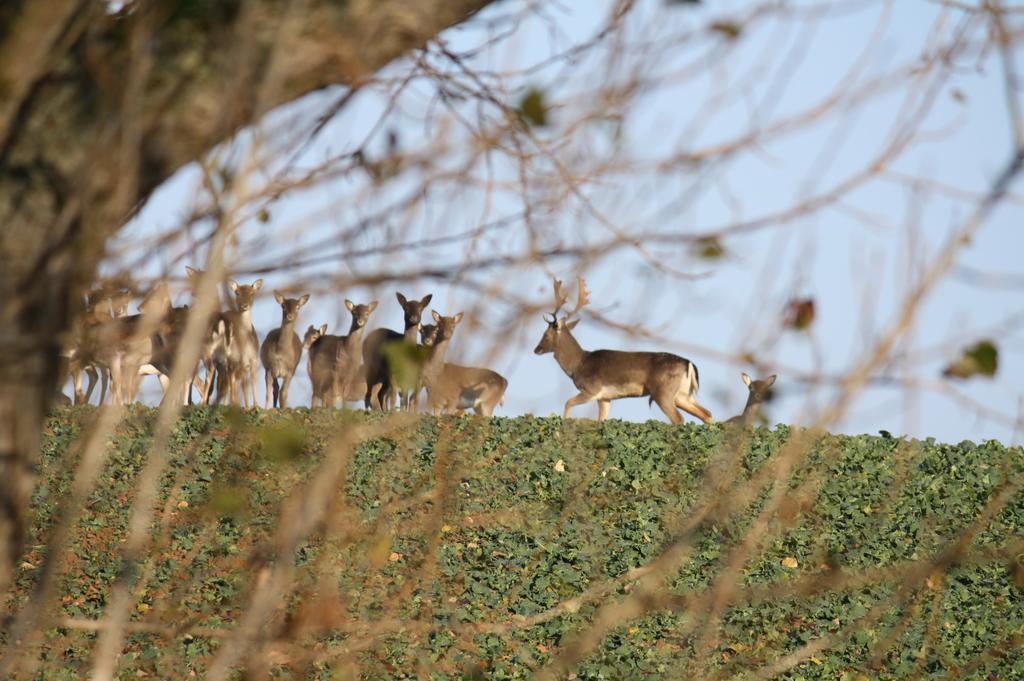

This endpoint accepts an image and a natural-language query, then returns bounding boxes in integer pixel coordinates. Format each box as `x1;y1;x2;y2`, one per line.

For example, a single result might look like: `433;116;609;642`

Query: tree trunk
0;0;495;588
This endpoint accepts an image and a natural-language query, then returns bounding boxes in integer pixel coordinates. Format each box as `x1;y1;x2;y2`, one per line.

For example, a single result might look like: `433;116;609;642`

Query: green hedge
3;407;1022;680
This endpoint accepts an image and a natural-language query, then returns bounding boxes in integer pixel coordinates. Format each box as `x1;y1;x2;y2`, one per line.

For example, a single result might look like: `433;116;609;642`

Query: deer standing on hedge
66;284;132;404
213;278;262;407
419;324;507;416
184;266;230;405
260;292;310;408
724;373;776;427
308;300;378;407
533;277;712;424
362;292;432;411
418;310;464;413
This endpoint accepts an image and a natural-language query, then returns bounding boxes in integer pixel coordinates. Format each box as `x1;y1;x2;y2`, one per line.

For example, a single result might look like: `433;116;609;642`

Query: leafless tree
1;0;1022;677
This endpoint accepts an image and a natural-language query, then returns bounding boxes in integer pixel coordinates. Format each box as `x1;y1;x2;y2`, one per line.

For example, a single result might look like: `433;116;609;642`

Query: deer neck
277;314;297;346
422;336;451;385
554;329;587;378
741;395;762;420
236;307;253;329
402;322;419;344
344;320;366;351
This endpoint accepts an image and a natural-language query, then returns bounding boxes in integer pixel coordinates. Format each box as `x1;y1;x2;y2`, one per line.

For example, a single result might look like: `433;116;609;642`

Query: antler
567;276;591;318
546;278;569;321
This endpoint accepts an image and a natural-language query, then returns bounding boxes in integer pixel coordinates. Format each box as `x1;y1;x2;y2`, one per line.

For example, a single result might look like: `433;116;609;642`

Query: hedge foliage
3;407;1022;679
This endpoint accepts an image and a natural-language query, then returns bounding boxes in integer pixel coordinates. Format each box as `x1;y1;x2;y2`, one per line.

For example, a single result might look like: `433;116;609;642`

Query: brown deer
418;311;464;413
308;300;378;407
213;279;262;407
260;292;310;408
184;266;229;405
66;284;132;404
88;283;172;405
724;373;776;427
419;324;507;416
362;292;432;411
533;277;712;424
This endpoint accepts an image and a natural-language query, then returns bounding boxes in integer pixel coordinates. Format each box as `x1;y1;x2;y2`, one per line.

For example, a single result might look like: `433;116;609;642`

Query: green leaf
709;21;742;39
517;88;549;128
943;339;999;379
692;235;726;259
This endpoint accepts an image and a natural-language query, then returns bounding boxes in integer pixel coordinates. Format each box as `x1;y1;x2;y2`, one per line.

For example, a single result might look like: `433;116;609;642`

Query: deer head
303;324;327;348
429;310;463;344
419;323;439;347
273;291;310;324
345;299;379;329
741;372;776;410
534;276;590;355
229;278;263;312
395;292;432;329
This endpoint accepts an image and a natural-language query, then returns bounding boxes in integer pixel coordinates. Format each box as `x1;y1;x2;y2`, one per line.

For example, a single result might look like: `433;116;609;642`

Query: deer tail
687;360;700;399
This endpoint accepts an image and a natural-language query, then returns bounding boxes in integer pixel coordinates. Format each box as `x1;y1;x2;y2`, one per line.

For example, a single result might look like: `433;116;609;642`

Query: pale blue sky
111;0;1024;444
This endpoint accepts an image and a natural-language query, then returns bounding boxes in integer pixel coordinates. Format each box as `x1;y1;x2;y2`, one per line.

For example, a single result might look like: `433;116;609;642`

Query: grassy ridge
3;407;1023;679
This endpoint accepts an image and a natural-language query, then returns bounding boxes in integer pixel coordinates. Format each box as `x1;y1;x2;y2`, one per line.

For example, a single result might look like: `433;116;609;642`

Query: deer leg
597;399;611;422
280;373;293;409
250;366;259;409
201;359;215;404
109;358;123;406
677;397;713;424
84;366;98;404
72;365;85;405
265;370;274;409
99;367;109;404
653;393;683;425
563;392;596;419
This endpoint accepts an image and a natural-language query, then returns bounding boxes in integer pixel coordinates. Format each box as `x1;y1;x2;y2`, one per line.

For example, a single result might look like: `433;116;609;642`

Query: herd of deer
60;271;777;425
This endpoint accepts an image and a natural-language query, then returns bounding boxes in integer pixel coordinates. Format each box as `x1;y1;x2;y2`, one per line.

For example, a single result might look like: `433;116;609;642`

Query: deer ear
452;311;463;324
431;310;441;322
421;293;433;307
252;278;264;291
319;323;328;335
396;292;407;306
274;291;285;305
298;294;310;307
229;279;239;293
764;374;777;387
344;299;355;312
368;300;379;313
565;318;580;331
741;372;752;387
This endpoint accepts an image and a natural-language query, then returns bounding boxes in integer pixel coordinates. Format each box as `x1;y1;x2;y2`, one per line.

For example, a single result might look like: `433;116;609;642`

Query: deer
533;277;712;424
302;323;327;401
260;292;310;408
418;324;507;416
184;266;229;405
85;283;173;405
308;300;378;408
212;279;262;407
724;373;776;427
362;292;432;411
417;311;464;414
66;284;132;404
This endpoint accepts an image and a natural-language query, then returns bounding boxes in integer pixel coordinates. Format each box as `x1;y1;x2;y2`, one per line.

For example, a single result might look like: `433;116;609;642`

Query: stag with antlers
534;277;712;424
